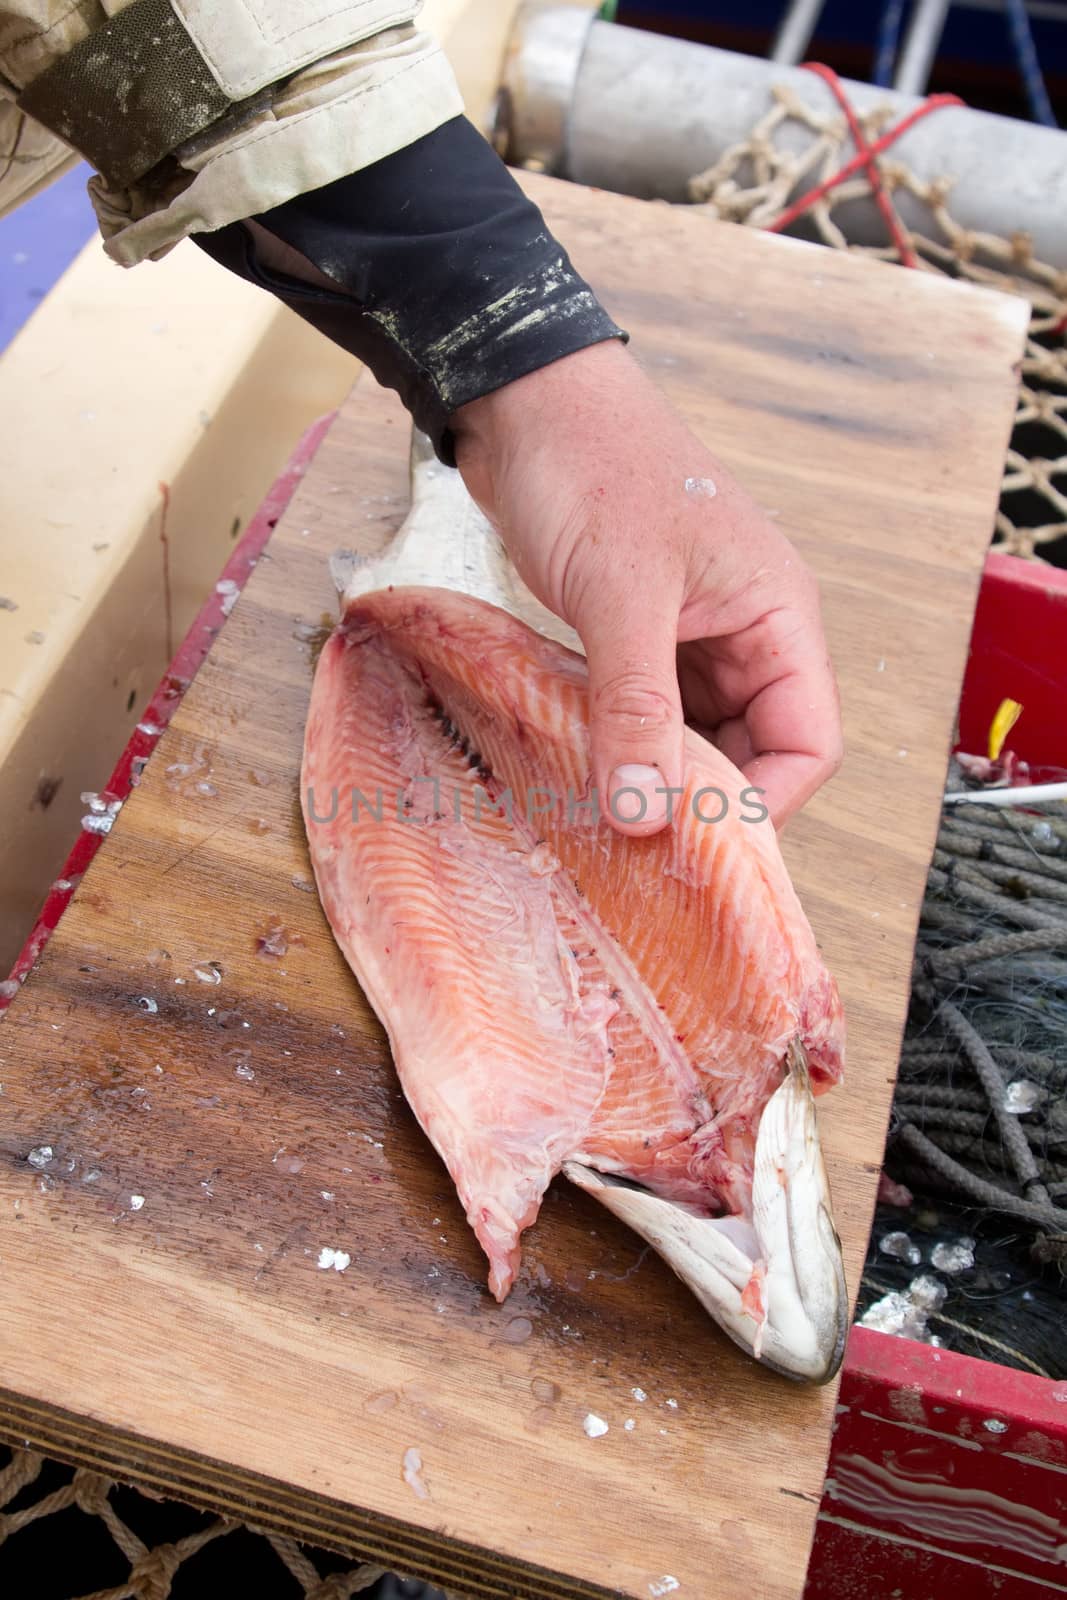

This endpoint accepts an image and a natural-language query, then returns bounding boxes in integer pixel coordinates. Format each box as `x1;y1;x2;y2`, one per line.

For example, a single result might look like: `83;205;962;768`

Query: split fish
301;431;848;1383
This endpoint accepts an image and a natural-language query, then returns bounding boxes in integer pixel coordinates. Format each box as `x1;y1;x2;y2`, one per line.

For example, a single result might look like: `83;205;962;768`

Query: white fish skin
337;428;580;651
565;1042;847;1384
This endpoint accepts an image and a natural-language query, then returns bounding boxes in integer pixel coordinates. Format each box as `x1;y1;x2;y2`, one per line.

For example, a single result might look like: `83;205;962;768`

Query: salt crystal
879;1231;921;1266
860;1293;910;1335
402;1447;429;1499
136;996;158;1013
624;1419;635;1431
317;1247;350;1272
859;1274;946;1341
650;1581;680;1598
215;578;239;616
27;1145;53;1169
983;1418;1008;1434
1004;1080;1043;1114
234;1062;255;1082
930;1238;975;1274
684;476;717;499
583;1414;609;1438
129;1194;145;1211
273;1151;305;1175
908;1273;947;1311
194;965;221;985
632;1386;647;1402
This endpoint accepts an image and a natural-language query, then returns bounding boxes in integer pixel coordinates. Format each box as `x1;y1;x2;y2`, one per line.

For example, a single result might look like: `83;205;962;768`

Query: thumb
578;599;685;837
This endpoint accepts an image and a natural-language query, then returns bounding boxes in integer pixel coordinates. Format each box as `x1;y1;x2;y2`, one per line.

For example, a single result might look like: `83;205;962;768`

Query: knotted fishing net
4;62;1067;1600
0;1448;454;1600
688;75;1067;565
858;798;1067;1379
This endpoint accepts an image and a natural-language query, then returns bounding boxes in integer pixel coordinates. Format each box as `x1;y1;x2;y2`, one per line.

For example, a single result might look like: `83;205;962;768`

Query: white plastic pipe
499;9;1067;266
943;782;1067;806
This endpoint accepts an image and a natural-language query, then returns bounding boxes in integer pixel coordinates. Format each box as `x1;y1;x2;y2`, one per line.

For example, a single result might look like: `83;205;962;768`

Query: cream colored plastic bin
0;0;545;970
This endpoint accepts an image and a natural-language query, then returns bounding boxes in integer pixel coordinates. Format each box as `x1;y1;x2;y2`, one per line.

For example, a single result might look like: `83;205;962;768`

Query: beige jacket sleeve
0;1;464;265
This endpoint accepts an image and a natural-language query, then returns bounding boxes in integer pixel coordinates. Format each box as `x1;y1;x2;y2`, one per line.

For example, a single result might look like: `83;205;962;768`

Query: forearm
1;2;462;263
192;115;626;463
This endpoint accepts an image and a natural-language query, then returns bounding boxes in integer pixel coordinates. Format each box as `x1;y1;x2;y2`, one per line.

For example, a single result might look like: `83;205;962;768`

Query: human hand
451;340;842;837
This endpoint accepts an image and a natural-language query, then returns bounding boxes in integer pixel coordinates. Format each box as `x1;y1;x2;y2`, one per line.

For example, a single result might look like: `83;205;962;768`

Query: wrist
452;338;632;494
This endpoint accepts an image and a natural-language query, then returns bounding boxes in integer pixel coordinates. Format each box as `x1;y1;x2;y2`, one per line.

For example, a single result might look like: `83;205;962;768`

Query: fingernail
609;763;668;825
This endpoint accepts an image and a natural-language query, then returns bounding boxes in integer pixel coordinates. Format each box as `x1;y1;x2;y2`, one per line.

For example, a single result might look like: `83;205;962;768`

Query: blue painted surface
0;160;97;354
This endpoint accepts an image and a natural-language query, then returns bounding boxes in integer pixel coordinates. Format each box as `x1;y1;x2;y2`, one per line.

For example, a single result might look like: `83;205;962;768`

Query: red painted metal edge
0;410;336;1009
843;1324;1067;1437
808;1329;1067;1598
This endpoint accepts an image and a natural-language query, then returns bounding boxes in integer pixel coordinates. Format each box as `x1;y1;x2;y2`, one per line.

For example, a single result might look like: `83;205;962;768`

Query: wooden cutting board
0;173;1027;1600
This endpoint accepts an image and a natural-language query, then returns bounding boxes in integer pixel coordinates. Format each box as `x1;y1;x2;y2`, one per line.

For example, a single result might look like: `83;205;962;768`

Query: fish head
564;1040;848;1385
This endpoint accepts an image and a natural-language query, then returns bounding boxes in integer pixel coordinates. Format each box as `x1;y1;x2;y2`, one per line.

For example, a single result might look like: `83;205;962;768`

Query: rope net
688;76;1067;564
858;797;1067;1378
0;1447;455;1600
892;801;1067;1231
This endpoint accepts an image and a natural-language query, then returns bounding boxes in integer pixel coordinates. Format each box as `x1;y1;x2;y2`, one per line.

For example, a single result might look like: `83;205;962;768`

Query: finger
742;749;839;831
678;640;841;825
739;658;843;828
706;713;755;771
577;596;685;837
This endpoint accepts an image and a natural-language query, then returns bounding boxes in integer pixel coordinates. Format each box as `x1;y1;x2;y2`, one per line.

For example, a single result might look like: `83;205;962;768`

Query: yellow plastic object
988;697;1023;761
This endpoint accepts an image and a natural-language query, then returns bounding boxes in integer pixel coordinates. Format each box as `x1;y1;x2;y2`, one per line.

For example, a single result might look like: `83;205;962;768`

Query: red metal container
956;552;1067;776
808;1328;1067;1598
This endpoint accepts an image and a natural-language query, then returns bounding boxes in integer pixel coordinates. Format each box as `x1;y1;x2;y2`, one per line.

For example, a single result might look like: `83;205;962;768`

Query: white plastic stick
943;781;1067;807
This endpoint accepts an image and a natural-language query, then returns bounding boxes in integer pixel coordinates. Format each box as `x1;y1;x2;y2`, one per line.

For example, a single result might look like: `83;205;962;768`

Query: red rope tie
766;62;964;269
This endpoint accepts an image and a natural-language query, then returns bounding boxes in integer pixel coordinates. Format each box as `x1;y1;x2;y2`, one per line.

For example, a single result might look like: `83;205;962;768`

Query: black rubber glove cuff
193;115;626;464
